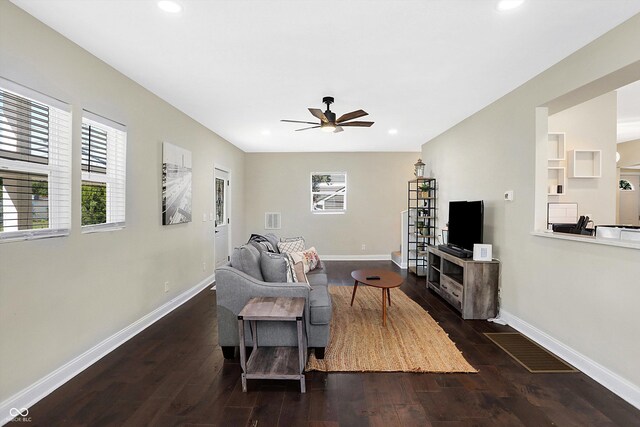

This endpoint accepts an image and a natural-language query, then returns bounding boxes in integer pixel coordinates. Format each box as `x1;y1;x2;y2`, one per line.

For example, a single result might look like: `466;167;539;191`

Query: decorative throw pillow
283;254;310;286
302;246;321;271
277;236;305;253
230;244;263;281
260;252;294;283
288;251;309;274
291;260;309;285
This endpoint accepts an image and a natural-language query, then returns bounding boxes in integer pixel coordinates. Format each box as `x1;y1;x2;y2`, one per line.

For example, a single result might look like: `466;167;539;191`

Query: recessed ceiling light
158;0;182;13
388;129;398;135
261;130;271;136
497;0;525;11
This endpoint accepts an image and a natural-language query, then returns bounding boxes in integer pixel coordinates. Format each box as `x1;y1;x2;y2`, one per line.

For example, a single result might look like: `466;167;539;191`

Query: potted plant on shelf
419;182;431;198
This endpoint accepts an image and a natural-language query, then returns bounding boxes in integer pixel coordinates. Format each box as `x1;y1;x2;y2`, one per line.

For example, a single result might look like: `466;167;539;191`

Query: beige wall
244;152;418;256
548;92;618;225
422;14;640;392
0;2;245;402
618;139;640;167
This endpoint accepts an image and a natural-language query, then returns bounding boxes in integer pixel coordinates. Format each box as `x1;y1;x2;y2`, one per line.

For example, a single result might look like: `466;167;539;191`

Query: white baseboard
391;259;407;269
0;273;216;426
322;254;391;261
499;309;640;410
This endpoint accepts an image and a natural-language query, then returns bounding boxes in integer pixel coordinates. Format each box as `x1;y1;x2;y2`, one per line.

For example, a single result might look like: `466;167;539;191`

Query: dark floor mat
485;332;578;373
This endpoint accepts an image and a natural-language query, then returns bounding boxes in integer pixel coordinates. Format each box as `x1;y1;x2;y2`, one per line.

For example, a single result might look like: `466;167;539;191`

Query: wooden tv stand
427;246;500;319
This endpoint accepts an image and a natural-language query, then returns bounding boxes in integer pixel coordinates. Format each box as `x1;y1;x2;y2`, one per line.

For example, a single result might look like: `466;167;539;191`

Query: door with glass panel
214;168;230;267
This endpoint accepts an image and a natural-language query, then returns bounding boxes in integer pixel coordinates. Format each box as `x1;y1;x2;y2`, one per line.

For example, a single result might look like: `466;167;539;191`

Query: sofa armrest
215;265;312;346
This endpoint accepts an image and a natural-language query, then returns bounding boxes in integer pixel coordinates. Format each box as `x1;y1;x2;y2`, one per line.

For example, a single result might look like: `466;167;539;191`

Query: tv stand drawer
440;275;462;311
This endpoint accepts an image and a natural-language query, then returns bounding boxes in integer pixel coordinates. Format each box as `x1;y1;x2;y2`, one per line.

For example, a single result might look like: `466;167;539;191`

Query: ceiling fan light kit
282;96;374;133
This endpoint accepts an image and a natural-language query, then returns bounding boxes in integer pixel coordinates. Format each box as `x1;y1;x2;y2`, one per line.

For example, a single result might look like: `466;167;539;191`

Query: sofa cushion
260;252;292;282
308;261;326;275
230;244;263;281
309;285;332;325
307;272;327;287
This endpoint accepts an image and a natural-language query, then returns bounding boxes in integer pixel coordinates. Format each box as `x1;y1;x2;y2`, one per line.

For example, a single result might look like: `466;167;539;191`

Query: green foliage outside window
82;182;107;225
31;180;49;228
311;174;332;192
32;180;48;197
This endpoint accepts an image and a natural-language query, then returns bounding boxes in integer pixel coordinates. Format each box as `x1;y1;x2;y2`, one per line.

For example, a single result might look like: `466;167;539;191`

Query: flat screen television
447;200;484;251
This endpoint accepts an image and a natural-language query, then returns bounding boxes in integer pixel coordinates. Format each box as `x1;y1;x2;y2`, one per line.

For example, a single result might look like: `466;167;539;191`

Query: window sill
311;211;346;215
531;230;640;250
82;222;125;234
0;228;69;243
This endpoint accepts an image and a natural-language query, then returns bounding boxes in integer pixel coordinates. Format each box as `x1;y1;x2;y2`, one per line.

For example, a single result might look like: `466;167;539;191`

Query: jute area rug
306;285;476;373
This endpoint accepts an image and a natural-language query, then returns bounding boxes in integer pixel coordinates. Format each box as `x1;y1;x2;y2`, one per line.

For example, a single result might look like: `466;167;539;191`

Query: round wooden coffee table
350;269;404;326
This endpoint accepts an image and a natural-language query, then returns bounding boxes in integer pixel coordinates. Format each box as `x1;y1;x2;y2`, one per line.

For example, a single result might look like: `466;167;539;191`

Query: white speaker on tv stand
473;244;492;261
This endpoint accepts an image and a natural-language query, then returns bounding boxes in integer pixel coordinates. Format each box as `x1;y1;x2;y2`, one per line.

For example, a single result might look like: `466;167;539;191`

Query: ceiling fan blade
336;109;368;123
295;125;321;131
333;126;344;133
308;108;329;123
339;121;374;127
281;119;319;125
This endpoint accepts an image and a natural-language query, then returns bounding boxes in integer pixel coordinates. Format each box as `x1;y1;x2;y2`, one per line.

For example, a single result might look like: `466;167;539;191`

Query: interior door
215;168;230;267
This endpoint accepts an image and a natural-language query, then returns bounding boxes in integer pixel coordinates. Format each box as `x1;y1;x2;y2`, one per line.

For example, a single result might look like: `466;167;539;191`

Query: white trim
499;309;640;410
310;171;347;213
321;254;391;261
82;109;126;132
214;164;232;268
0;273;215;425
391;259;408;269
81;222;125;234
0;76;70;111
531;230;640;250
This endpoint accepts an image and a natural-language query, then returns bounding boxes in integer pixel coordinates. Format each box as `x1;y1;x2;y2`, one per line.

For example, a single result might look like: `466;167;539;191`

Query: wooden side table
237;297;307;393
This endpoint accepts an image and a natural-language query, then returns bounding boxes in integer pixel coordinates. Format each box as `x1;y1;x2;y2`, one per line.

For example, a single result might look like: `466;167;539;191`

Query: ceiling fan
281;97;374;133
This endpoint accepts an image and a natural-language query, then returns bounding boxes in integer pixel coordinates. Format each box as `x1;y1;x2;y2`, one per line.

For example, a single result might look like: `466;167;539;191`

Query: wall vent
265;212;281;230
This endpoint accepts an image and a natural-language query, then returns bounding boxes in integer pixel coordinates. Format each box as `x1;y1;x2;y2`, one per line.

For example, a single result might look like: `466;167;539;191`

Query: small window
0;80;72;242
311;172;347;213
619;179;635;191
81;112;126;232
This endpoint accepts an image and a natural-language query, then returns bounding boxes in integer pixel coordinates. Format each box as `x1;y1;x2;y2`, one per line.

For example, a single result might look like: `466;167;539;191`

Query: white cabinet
568;149;602;178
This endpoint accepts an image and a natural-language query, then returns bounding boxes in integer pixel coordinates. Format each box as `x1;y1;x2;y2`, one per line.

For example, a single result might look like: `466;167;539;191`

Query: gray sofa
215;235;332;359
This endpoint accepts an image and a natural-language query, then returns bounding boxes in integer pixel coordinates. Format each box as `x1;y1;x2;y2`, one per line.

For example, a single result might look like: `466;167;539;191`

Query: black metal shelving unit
408;178;437;276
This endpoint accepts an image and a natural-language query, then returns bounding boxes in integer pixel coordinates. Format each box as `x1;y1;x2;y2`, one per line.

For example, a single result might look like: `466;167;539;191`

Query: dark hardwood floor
20;261;640;426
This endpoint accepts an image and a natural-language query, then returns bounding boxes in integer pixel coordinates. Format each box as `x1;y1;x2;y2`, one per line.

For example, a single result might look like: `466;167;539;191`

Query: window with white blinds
311;172;347;213
81;111;126;232
0;79;71;242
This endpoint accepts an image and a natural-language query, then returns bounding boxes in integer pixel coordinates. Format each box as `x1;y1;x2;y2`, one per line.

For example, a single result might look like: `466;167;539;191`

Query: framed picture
162;142;192;225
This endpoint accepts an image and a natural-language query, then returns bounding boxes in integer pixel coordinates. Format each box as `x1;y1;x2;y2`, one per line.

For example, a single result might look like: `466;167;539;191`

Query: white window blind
0;78;71;242
81;111;126;232
311;172;347;213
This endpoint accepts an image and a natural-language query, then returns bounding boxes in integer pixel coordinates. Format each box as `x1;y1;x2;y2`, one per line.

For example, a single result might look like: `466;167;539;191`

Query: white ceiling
10;0;640;152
